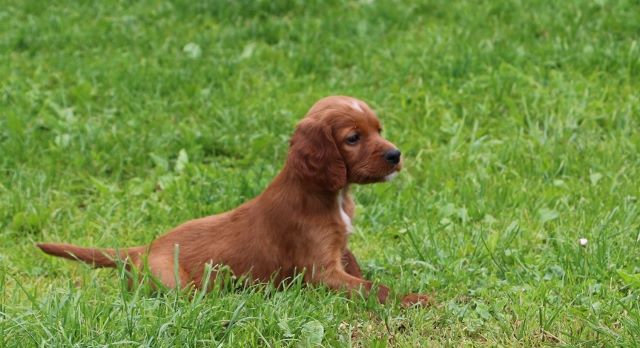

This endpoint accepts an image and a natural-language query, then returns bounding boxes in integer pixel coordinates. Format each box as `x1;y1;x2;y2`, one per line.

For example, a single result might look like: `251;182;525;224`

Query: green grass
1;0;640;345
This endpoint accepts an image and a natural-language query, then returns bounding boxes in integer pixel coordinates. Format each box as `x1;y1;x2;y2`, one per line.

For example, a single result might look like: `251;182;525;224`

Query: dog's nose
384;149;401;165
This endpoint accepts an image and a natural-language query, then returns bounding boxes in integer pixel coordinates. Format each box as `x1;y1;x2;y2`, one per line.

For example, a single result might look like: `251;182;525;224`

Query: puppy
38;96;430;306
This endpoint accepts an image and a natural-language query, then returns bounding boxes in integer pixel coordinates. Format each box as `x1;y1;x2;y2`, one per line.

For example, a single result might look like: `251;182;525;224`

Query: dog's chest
338;192;353;234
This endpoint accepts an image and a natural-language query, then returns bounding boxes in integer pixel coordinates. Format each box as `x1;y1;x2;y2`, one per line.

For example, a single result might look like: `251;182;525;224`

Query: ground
1;0;640;346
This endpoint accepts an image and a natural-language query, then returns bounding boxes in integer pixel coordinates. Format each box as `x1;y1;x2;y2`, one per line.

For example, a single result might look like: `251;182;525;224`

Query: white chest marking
338;191;353;234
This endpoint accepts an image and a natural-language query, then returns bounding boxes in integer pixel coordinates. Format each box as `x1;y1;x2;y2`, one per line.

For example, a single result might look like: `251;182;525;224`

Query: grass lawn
2;0;640;346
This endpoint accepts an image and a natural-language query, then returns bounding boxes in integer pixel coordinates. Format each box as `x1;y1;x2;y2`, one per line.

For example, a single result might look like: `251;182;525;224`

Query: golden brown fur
37;96;431;307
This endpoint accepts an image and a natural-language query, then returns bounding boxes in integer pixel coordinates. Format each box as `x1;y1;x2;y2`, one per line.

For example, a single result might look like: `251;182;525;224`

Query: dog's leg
147;253;190;289
319;268;390;303
332;255;432;307
341;249;362;278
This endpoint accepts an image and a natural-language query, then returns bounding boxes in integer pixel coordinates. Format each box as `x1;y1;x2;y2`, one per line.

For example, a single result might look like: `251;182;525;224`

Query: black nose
384;149;401;165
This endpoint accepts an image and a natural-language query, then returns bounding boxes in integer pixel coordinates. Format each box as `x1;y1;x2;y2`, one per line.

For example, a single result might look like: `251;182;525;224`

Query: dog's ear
288;118;347;192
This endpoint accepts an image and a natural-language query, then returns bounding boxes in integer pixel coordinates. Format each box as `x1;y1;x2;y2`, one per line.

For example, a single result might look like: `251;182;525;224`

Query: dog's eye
378;128;383;134
346;133;360;145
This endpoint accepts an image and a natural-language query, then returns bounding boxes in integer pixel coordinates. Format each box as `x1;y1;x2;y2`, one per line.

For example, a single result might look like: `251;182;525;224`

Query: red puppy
38;96;430;306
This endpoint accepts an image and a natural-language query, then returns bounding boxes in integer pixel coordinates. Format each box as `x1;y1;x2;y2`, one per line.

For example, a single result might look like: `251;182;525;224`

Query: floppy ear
288;118;347;192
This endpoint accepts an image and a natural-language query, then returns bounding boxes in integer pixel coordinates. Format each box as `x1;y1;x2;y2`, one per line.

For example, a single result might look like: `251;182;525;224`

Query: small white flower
579;238;588;247
183;42;201;59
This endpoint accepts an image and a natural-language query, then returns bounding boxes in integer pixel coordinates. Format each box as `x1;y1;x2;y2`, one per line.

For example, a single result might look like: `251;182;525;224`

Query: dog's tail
36;243;145;268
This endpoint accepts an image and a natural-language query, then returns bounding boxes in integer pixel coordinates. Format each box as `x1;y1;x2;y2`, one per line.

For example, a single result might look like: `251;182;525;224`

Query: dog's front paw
400;293;433;308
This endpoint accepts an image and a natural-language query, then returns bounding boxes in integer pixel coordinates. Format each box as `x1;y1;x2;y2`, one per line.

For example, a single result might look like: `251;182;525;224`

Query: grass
1;0;640;345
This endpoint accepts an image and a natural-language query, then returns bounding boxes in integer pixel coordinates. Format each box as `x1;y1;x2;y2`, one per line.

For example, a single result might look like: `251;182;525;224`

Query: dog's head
288;96;402;192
